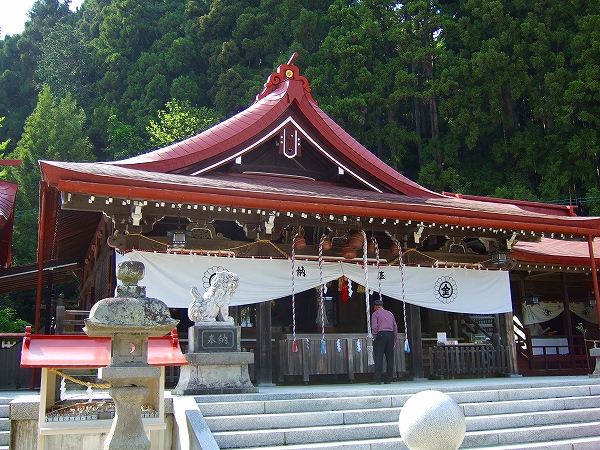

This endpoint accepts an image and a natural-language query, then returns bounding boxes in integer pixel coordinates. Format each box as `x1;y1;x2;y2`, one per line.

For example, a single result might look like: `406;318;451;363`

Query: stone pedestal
590;347;600;377
104;385;151;450
173;324;257;395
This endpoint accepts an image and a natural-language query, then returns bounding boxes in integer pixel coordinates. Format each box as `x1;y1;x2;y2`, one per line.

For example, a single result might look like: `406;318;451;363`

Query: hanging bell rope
291;232;299;352
318;233;327;354
361;230;375;365
395;238;410;353
371;236;382;301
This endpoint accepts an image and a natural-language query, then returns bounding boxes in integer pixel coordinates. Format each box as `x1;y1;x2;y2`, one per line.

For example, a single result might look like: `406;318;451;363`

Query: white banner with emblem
116;250;512;314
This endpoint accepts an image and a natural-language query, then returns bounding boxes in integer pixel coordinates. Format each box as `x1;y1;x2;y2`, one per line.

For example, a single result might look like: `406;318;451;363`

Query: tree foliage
0;307;31;333
0;0;597;271
7;85;94;264
147;99;219;148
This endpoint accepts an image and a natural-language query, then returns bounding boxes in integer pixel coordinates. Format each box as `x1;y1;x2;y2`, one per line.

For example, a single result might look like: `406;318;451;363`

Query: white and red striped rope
395;238;410;353
319;233;326;354
361;230;372;338
291;233;298;352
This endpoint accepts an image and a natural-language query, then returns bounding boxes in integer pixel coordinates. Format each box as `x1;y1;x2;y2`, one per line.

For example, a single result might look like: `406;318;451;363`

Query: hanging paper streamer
291;233;298;353
372;236;382;301
319;234;327;354
362;230;375;365
60;377;67;401
395;238;410;353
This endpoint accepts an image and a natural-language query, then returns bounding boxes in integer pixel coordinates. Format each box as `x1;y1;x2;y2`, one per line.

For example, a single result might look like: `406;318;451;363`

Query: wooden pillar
44;270;53;334
499;312;518;375
34;182;49;335
561;272;576;368
587;236;600;326
255;300;274;386
407;303;425;380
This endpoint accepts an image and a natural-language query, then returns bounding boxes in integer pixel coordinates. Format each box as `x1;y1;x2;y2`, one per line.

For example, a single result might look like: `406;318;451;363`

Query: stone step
199;379;600;449
198;383;600;417
207;405;600;435
462;420;600;448
462;394;600;416
225;435;600;450
213;415;600;449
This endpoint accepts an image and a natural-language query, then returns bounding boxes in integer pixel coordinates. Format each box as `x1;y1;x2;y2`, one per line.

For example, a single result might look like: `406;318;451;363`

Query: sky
0;0;85;39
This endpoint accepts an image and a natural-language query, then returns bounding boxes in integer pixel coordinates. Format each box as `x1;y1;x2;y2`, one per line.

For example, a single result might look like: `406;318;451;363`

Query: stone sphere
399;390;466;450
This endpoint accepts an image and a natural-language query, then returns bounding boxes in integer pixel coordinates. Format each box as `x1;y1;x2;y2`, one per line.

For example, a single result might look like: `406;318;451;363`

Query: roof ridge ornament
255;52;317;105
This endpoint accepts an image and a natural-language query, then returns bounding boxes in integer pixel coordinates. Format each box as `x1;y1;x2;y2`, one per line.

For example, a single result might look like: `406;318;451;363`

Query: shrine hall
36;54;600;382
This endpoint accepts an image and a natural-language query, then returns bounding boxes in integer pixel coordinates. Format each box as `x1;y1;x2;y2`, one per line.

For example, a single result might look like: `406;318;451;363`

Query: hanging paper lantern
390;243;399;256
322;237;332;251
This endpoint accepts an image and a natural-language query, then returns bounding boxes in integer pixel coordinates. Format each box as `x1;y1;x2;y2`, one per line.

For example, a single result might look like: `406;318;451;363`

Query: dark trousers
373;331;395;383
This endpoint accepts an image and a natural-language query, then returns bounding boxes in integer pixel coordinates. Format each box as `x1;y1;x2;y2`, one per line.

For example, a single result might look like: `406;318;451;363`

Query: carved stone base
590;347;600;378
172;352;258;395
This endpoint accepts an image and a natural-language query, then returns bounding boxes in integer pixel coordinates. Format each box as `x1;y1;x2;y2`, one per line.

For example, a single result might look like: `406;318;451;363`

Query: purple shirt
371;308;398;340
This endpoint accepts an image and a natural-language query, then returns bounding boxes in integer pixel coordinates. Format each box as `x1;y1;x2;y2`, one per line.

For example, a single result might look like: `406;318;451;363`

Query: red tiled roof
0;180;18;268
111;59;440;197
512;238;600;266
443;192;577;217
39;160;600;237
111;88;289;172
0;180;17;228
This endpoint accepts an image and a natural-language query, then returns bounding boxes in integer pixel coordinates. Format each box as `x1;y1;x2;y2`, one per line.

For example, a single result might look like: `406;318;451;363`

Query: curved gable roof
111;54;440;197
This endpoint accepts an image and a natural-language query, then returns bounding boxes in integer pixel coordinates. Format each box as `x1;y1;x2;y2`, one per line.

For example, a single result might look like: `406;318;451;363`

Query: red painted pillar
587;236;600;327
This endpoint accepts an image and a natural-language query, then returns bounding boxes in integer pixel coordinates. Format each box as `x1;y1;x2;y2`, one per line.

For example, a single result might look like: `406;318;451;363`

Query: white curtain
521;301;564;325
115;250;513;314
569;303;599;325
521;301;599;325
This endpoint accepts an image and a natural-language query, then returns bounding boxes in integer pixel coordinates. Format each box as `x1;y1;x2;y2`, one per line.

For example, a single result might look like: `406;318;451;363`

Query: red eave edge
20;331;187;368
55;179;600;238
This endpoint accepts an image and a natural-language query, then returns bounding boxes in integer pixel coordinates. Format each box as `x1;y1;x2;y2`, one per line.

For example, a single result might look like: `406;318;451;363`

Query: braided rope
49;368;110;389
319;234;326;354
372;236;382;301
291;233;298;352
361;230;372;338
395;239;410;353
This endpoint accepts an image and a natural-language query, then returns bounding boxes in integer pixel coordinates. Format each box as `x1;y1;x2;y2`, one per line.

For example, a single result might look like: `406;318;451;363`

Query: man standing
370;299;398;384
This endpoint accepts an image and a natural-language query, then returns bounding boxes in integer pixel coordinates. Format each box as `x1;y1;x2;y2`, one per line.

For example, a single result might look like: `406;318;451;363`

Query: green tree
8;85;94;265
36;22;93;105
147;99;219;148
0;117;9;179
0;307;31;333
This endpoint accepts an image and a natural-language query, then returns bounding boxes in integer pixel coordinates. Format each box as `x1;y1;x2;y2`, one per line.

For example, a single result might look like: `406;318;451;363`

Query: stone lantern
84;260;178;450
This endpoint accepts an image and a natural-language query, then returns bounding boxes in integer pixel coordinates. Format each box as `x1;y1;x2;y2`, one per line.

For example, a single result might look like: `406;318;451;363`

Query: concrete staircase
195;377;600;449
0;394;12;450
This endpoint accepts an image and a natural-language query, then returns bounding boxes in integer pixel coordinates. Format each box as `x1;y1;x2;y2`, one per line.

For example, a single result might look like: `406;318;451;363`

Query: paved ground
3;375;600;401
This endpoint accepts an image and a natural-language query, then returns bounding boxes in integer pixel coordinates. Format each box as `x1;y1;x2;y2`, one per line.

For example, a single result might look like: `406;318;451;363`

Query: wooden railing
277;333;407;383
429;344;511;379
514;318;590;374
54;307;88;334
